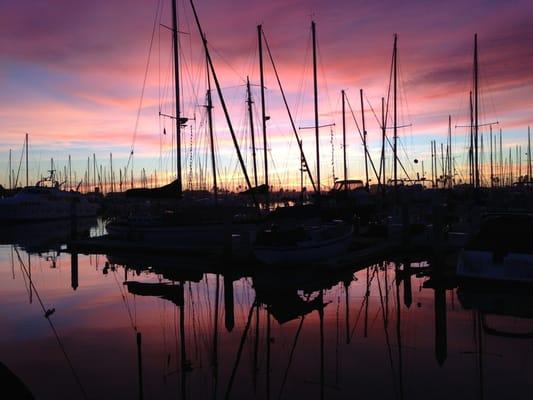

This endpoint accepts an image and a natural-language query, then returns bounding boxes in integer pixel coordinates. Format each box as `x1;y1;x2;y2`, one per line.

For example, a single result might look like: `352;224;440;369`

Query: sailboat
105;0;268;252
456;36;533;284
252;21;353;265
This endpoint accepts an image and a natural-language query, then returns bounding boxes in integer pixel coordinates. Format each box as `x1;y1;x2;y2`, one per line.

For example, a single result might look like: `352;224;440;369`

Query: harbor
1;0;533;398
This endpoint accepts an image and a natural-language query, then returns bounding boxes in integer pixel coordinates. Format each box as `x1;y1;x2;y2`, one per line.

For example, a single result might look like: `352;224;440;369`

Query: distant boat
456;213;533;283
0;171;98;222
253;220;353;265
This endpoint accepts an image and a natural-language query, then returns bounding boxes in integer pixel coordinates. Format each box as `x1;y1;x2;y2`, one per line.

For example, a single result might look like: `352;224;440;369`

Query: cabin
330;179;365;192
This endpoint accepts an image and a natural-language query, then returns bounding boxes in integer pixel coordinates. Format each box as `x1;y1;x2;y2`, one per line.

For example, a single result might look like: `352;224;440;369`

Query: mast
469;92;474;186
258;25;269;205
391;34;400;201
473;34;480;189
171;0;182;195
189;0;258;208
499;129;503;187
246;76;259;187
25;133;29;187
448;115;452;188
262;27;316;192
342;90;347;188
509;147;513;184
490;126;493;187
312;21;320;196
527;126;531;183
431;141;434;188
393;34;398;197
206;56;218;204
110;153;114;192
8;149;12;189
360;89;369;191
93;153;97;190
381;97;386;194
68;155;72;190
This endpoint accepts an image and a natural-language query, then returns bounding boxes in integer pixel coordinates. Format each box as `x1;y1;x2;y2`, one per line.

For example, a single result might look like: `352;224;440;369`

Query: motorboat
0;172;99;222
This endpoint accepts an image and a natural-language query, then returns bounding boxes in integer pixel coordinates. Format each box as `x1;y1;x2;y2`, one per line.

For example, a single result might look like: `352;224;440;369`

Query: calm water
0;221;532;399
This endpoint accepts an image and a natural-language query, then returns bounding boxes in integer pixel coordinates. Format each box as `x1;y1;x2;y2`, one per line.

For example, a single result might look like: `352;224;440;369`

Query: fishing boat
0;171;98;222
253;220;353;265
456;213;533;283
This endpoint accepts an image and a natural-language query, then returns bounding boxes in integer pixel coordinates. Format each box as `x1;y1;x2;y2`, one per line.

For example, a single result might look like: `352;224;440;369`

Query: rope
125;0;162;176
14;249;88;399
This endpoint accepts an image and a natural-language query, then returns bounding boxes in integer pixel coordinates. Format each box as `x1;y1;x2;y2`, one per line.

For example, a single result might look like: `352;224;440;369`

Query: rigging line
268;148;283;188
386;135;411;181
261;28;317;192
224;298;256;400
16;247;30;297
294;29;312;127
376;266;399;400
345;96;381;185
397;137;416;176
385;41;394;130
349;268;378;340
14;138;25;188
187;282;201;360
126;0;162;175
277;299;309;400
112;268;137;332
211;45;246;84
14;248;88;400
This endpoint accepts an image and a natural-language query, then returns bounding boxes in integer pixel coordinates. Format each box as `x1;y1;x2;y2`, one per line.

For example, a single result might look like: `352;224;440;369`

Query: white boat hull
0;190;98;222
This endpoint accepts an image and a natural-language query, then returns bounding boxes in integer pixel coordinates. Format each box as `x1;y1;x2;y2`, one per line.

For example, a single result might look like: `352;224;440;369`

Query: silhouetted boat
457;213;533;283
0;171;98;222
253;220;353;265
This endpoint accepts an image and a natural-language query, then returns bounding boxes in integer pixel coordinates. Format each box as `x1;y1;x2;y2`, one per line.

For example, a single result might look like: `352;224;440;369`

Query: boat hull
457;250;533;284
253;227;353;265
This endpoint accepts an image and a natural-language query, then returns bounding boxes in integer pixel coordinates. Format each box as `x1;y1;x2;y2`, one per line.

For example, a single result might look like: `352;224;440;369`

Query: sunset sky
1;0;532;190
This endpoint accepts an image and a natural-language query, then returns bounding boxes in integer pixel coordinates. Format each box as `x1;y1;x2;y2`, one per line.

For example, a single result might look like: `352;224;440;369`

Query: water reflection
0;226;532;399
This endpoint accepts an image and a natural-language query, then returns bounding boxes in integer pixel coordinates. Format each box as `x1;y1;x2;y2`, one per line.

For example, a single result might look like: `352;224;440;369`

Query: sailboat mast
246;76;259;187
25;133;29;187
469;91;474;186
68;155;72;190
381;97;386;194
393;34;398;196
8;149;12;189
206;60;218;203
312;21;320;196
189;0;258;208
499;128;503;186
171;0;182;195
258;25;269;203
448;115;452;187
93;153;96;190
360;89;369;191
527;126;531;184
490;125;493;187
474;34;480;189
342;90;347;187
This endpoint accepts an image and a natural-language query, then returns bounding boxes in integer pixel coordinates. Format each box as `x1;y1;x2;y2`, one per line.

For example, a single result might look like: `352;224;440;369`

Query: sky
1;0;532;190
